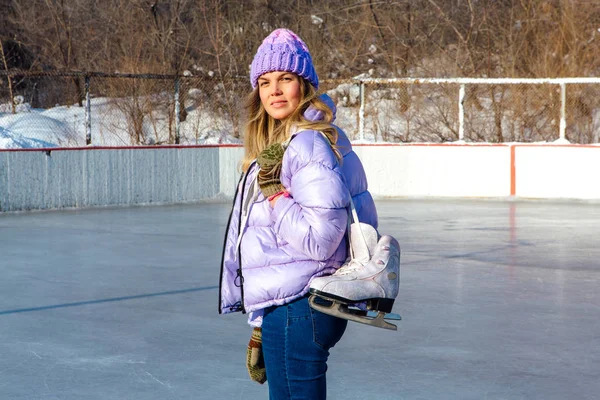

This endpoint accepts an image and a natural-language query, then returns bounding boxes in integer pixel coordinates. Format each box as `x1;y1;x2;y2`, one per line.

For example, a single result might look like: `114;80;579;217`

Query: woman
218;28;378;399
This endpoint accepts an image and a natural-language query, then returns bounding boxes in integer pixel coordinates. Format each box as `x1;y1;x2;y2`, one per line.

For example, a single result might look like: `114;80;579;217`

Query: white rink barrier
353;144;511;198
353;143;600;200
0;146;243;212
1;144;598;211
514;145;600;200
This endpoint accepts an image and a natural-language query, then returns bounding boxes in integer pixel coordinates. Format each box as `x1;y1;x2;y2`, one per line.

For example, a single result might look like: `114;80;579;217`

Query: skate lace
334;260;363;276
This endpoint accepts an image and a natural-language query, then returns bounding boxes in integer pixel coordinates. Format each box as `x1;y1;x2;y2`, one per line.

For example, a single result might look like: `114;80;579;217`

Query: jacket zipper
218;170;247;314
218;162;255;315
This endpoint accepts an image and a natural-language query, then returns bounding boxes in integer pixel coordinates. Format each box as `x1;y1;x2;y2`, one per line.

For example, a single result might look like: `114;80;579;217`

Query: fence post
559;82;567;142
359;80;365;141
174;77;181;144
85;75;92;145
458;84;465;141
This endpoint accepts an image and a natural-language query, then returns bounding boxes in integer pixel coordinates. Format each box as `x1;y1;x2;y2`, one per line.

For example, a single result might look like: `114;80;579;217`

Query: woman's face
258;71;302;120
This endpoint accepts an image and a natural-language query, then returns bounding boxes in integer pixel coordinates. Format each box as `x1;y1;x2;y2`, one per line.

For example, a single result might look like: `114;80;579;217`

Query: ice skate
309;232;401;331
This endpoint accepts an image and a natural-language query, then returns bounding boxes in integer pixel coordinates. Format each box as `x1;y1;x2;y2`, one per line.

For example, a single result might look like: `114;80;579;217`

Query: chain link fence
1;71;599;147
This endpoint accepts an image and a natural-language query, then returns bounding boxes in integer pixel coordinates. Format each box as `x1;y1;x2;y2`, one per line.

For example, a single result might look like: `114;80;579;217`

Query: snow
0;125;56;149
311;15;323;25
5;112;78;146
0;94;243;148
1;80;598;148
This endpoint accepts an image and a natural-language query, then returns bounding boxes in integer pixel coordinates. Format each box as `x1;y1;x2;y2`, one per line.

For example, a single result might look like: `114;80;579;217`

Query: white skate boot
309;220;401;331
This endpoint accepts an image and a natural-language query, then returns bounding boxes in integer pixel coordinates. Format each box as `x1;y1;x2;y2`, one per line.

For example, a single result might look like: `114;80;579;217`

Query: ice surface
1;199;599;399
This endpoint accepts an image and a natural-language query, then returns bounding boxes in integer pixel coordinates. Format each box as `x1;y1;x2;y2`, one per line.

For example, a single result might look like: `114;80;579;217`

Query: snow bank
0;125;56;149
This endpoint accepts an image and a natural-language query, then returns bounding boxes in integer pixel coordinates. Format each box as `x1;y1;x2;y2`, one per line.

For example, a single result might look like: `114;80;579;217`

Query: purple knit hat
250;28;318;90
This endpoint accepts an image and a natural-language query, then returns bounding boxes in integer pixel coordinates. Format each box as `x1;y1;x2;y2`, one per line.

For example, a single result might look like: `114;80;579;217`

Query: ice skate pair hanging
308;197;402;330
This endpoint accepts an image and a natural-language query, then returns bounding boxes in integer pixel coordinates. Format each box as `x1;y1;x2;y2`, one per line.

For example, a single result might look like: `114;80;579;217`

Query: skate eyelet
377;260;385;265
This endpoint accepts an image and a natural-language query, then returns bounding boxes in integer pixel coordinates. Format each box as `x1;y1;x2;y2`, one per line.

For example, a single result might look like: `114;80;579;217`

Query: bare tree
10;0;89;105
5;0;599;145
0;42;16;113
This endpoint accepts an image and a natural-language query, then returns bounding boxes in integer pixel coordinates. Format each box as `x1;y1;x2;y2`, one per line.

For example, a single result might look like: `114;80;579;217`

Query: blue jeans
261;295;348;400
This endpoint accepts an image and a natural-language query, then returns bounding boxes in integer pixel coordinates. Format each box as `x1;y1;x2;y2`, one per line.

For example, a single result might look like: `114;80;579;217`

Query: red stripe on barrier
512;144;599;149
0;144;243;152
510;145;516;196
2;143;598;152
351;142;510;147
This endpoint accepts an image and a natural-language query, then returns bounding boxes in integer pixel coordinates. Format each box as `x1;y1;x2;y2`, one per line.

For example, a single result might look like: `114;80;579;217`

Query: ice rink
1;199;599;400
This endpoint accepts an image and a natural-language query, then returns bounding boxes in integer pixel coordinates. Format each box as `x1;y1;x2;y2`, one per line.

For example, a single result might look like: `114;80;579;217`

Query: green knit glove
246;327;267;384
257;143;285;198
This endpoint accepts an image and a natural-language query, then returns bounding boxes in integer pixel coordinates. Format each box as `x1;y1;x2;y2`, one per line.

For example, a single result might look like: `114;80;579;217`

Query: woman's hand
246;327;266;384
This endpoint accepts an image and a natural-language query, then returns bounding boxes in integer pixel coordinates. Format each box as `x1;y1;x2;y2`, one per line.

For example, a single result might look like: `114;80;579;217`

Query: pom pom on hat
250;28;318;89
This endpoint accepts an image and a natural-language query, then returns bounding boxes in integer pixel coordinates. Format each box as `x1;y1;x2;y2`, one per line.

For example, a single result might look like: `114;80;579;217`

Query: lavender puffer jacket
218;95;378;319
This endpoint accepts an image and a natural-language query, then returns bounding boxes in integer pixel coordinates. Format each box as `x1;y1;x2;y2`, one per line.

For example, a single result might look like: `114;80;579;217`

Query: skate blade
366;310;402;321
309;295;398;331
309;289;396;314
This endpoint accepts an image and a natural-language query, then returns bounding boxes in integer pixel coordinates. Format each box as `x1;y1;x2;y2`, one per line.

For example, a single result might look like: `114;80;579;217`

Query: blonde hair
241;77;340;172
